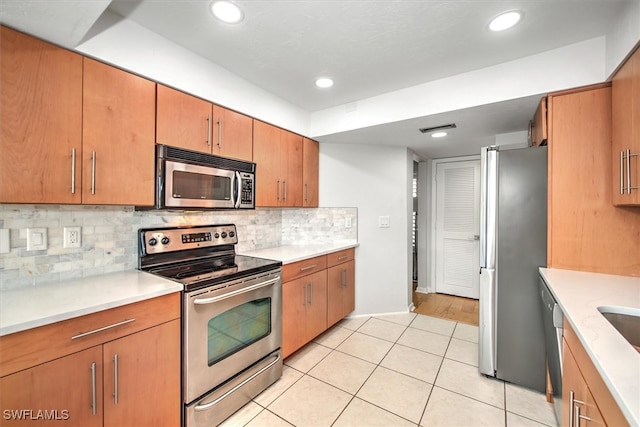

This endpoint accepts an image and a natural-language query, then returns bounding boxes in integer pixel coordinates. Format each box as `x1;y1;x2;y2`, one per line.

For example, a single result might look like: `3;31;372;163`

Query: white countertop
0;271;183;336
539;268;640;426
239;241;359;264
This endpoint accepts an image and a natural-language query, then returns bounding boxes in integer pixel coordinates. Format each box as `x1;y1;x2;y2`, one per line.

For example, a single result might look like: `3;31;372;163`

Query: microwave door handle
233;171;241;208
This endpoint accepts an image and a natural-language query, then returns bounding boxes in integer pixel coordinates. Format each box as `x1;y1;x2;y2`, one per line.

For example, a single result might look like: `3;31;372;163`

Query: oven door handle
192;276;280;305
194;353;281;412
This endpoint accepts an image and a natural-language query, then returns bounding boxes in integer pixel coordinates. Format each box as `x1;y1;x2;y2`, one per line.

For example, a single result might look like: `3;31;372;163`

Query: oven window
207;298;271;366
173;170;231;201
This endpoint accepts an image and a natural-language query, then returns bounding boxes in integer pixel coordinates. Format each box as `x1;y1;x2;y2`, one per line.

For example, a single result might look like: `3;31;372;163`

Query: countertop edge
539;267;640;426
239;242;359;264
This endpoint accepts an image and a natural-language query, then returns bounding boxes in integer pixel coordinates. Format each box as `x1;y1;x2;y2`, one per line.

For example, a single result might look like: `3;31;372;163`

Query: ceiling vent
419;123;457;134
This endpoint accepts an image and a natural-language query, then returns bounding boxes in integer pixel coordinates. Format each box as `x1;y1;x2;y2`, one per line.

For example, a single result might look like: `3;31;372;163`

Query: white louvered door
435;160;480;299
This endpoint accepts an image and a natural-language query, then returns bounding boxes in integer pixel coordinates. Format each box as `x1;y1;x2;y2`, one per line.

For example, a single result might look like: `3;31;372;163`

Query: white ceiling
0;0;632;158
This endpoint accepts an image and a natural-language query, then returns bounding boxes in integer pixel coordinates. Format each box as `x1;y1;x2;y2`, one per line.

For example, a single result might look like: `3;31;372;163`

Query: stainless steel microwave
148;144;255;210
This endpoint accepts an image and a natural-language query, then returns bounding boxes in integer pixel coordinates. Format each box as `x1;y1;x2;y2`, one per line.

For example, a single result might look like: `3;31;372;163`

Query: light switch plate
378;216;390;228
26;227;47;251
0;229;9;254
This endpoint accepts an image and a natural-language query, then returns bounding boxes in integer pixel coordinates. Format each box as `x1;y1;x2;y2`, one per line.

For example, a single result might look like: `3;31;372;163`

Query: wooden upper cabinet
612;47;640;206
156;84;253;161
156;84;213;153
253;120;303;207
530;97;548;147
82;59;156;206
547;84;640;276
0;26;83;204
212;105;253;161
303;138;319;207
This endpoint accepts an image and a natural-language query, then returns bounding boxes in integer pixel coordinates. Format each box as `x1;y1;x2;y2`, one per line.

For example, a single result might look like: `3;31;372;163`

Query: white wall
605;0;640;77
319;143;412;315
76;9;310;136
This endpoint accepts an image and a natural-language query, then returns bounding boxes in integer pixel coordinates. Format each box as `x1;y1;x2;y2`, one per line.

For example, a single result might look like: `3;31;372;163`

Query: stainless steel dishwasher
539;276;563;425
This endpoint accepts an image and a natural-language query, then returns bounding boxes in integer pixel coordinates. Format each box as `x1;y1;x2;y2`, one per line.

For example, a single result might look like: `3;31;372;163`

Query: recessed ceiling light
315;77;334;88
210;1;244;24
431;132;448;138
489;11;521;32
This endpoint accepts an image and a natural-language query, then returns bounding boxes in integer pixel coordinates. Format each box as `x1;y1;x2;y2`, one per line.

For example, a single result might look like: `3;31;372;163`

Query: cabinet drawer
0;292;180;377
326;248;355;267
282;255;327;282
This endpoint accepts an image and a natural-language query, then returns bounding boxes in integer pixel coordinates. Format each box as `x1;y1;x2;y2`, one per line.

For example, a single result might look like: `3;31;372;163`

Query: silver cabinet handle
71;148;76;194
341;269;347;288
90;362;97;415
338;255;348;261
620;151;625;195
206;114;212;147
303;282;307;307
627;149;632;195
305;183;309;202
71;318;136;340
217;118;222;149
193;277;280;305
283;180;287;201
300;264;317;272
575;405;592;426
309;282;313;304
277;180;281;201
91;151;96;195
194;353;280;411
113;354;119;405
569;391;576;427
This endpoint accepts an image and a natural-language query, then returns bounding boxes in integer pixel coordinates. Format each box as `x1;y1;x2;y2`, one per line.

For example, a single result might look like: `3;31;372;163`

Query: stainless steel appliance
144;144;256;210
478;145;547;392
138;224;282;426
540;276;563;424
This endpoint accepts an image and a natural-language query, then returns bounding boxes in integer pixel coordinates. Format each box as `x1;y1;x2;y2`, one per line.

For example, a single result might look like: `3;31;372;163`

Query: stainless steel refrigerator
478;145;547;392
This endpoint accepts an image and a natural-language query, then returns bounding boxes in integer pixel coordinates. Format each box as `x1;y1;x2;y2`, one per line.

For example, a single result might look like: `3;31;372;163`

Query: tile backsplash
0;205;357;290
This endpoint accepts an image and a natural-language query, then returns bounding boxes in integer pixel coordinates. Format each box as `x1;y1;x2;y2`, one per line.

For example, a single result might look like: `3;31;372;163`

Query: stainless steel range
138;224;283;426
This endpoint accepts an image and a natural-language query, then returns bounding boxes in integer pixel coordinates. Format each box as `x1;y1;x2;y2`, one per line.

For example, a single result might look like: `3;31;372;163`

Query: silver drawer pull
300;264;317;272
71;318;136;340
338;255;348;260
194;353;281;411
193;277;280;305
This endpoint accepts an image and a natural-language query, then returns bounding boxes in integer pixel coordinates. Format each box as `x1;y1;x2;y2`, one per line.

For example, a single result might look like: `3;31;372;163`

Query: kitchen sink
598;306;640;353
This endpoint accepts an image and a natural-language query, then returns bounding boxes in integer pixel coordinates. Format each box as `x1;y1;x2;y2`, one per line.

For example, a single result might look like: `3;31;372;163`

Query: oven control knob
148;237;158;246
229;231;235;238
214;233;220;239
221;232;228;238
161;236;170;245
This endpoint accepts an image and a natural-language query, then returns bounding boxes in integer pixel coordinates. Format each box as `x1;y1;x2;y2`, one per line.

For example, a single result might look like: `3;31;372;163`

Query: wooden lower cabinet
0;346;104;426
327;260;355;327
0;295;181;427
562;321;628;427
282;270;327;358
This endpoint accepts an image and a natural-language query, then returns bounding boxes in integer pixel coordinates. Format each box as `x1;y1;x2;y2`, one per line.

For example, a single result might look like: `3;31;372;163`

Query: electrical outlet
64;226;81;248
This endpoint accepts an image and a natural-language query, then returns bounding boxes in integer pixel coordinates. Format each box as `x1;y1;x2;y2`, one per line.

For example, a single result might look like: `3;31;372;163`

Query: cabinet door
82;58;156;205
327;261;355;327
0;346;103;427
612;48;640;205
281;130;303;207
212;105;253;161
282;277;308;358
156;84;213;154
253;120;282;207
103;319;181;427
0;26;82;204
303;137;319;207
304;269;328;341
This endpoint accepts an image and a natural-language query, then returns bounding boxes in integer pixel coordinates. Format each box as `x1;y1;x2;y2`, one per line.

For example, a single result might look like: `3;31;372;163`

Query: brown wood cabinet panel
281;130;303;207
0;292;180;377
103;319;181;427
253;120;282;206
326;248;355;268
304;269;328;342
327;260;355;327
612;48;640;205
0;26;83;204
547;85;640;276
82;58;156;205
563;321;628;427
282;255;328;283
0;346;104;427
212;105;253;161
303;137;319;207
156;84;213;154
282;275;309;358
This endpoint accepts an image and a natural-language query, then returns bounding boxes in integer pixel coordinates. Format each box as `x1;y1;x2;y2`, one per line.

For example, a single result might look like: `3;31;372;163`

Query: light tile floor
221;313;559;427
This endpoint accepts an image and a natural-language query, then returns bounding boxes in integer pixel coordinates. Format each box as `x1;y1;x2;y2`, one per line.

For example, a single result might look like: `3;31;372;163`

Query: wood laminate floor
413;292;479;326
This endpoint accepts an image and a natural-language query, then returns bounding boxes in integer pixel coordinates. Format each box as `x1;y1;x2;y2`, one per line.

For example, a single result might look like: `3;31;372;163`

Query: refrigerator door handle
479;267;497;377
480;146;498;269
